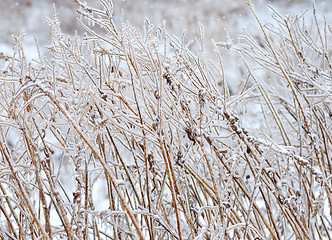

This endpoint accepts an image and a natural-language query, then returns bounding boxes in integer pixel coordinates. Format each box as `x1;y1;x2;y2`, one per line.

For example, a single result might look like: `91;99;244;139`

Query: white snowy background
1;0;331;91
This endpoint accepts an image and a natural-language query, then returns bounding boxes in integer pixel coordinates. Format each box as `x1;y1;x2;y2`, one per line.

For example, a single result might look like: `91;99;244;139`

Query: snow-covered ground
1;0;329;52
1;0;330;87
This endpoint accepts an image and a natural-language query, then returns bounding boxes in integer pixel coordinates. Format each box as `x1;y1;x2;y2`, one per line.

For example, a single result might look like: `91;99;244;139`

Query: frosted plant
0;0;330;239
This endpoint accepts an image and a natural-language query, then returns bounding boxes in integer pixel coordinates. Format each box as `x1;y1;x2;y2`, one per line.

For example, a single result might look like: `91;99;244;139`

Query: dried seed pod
175;150;184;167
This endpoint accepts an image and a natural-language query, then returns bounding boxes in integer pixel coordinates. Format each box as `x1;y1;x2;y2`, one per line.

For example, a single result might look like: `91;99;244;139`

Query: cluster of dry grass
0;0;331;239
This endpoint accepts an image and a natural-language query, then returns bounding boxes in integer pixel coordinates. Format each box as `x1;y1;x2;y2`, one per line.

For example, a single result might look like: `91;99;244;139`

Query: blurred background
0;0;330;94
0;0;329;89
1;0;330;47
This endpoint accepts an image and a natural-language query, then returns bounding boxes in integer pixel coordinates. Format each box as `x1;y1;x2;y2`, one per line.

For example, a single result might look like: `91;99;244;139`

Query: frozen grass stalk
0;0;331;239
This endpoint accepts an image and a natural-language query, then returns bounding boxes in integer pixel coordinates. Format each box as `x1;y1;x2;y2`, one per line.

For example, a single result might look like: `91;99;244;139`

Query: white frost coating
0;0;331;239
